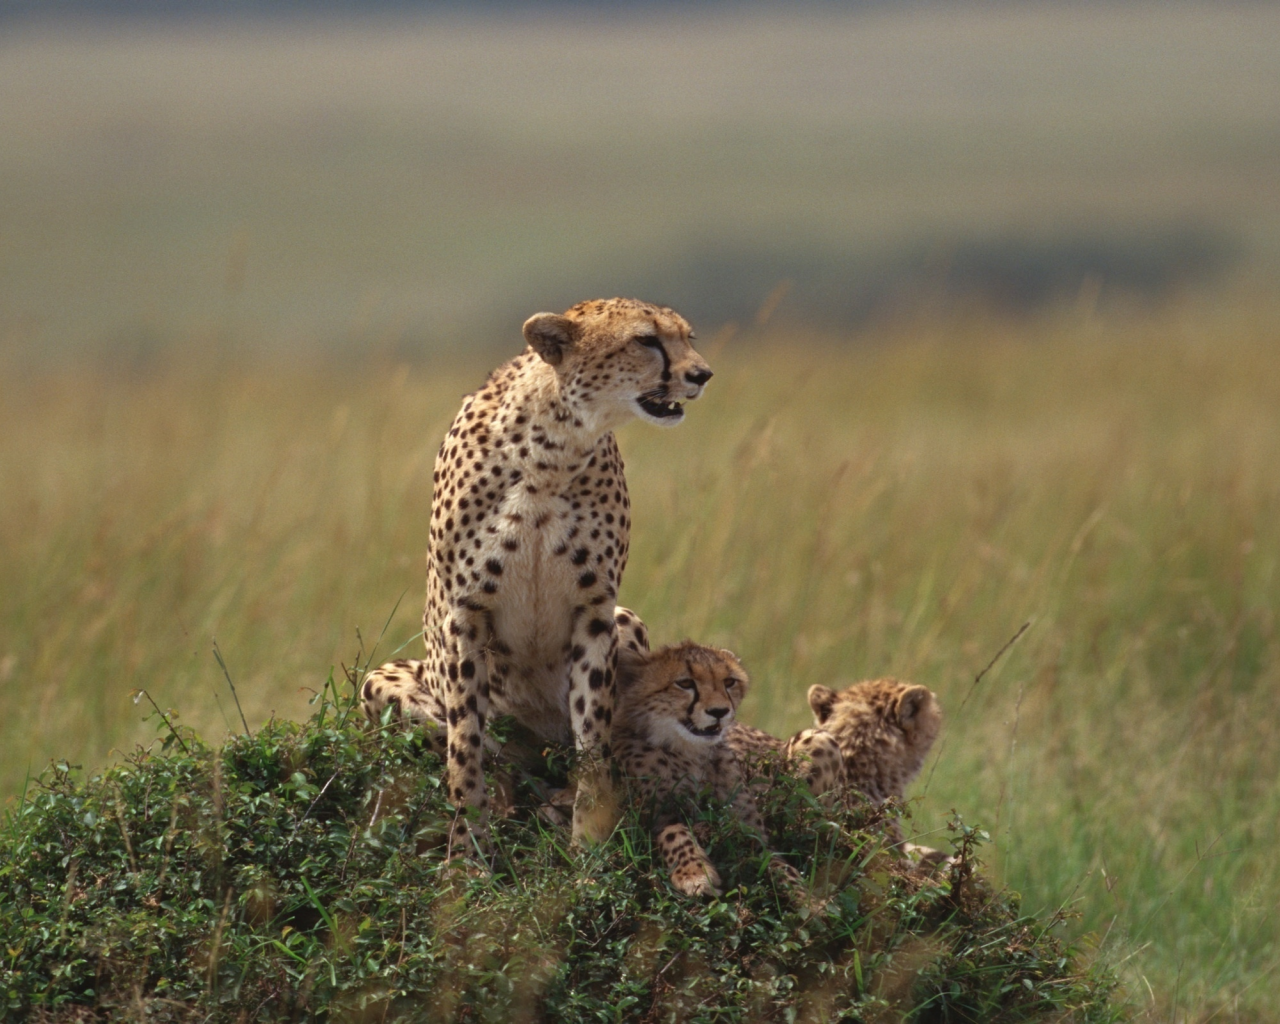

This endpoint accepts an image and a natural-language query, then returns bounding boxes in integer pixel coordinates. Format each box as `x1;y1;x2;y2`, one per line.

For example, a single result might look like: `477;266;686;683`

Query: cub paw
671;860;723;898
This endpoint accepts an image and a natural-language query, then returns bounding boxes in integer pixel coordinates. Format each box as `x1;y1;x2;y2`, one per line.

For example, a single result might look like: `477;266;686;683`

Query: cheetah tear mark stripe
638;336;672;383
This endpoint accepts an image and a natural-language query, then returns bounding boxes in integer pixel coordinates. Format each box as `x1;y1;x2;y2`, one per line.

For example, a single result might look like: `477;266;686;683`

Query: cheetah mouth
686;722;722;739
637;395;685;421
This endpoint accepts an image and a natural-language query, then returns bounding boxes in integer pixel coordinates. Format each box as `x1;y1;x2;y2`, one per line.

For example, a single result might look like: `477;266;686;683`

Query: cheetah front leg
438;609;493;861
567;608;620;846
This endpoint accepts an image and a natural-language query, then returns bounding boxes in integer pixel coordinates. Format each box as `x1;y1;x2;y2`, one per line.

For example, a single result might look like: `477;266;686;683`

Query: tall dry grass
2;295;1279;1018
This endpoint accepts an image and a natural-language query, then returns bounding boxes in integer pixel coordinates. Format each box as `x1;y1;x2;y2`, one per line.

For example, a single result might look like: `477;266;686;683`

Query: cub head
618;641;748;747
807;678;942;793
522;297;712;429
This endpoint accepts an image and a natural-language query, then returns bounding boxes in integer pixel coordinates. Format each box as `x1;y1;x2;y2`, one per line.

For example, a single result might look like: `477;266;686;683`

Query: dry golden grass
3;293;1279;1018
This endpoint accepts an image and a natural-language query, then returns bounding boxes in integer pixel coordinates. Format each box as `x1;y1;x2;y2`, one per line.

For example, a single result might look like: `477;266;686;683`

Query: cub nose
707;706;730;720
685;367;713;386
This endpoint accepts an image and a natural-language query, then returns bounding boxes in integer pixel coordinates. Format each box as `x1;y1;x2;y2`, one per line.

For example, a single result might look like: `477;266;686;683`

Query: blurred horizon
2;1;1278;361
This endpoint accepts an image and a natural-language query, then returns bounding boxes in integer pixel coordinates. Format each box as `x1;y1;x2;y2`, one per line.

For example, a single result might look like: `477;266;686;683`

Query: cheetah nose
707;706;730;720
685;367;713;387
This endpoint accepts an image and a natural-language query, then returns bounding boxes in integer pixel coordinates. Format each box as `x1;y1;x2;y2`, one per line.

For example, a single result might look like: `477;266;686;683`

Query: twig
959;620;1031;715
993;673;1027;842
921;620;1030;796
211;687;234;733
338;590;410;730
130;689;191;755
283;770;343;850
212;638;251;735
363;588;410;677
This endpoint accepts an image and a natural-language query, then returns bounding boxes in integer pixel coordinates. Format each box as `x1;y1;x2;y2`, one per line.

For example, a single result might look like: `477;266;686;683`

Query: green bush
1;680;1122;1023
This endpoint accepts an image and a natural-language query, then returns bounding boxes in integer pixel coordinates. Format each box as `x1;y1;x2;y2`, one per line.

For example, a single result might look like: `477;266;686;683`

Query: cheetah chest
482;480;621;739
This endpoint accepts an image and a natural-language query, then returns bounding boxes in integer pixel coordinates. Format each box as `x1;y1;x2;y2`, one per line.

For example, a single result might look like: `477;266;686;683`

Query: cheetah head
522;297;712;430
807;679;942;782
618;641;747;747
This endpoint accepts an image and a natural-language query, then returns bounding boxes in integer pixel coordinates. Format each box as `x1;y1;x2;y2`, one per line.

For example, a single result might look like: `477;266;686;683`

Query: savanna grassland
3;295;1279;1019
3;4;1280;1019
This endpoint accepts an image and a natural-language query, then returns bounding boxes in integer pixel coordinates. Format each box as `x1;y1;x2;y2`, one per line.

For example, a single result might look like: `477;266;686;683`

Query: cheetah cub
613;640;793;898
804;679;941;808
730;678;943;862
730;679;940;807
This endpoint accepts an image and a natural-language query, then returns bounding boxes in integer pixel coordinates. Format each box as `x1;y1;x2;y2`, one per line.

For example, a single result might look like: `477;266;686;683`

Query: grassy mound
1;682;1122;1023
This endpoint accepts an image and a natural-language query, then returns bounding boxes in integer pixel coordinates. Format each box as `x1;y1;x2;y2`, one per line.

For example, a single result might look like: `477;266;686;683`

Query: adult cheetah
361;299;712;857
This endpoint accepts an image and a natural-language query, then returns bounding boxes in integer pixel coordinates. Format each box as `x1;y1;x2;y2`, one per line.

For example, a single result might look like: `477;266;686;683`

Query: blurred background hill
2;2;1277;359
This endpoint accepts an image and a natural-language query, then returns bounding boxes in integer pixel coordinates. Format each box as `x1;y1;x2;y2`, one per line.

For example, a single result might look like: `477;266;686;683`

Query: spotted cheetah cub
729;677;941;851
803;679;941;807
725;722;846;801
614;641;789;898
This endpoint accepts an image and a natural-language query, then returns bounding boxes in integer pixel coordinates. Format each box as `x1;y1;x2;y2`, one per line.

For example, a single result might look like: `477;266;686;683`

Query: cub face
620;641;748;747
522;298;713;429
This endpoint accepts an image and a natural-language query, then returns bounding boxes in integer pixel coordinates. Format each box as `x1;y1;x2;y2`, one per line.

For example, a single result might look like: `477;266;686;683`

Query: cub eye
725;678;741;689
674;678;696;691
635;335;663;349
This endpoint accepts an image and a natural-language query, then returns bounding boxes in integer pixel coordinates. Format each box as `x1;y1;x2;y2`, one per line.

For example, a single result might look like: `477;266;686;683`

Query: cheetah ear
523;312;579;367
896;686;933;730
716;648;748;686
807;684;837;725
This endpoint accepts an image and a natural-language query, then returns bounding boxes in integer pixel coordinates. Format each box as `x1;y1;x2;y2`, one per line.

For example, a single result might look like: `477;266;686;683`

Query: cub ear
522;312;579;366
716;648;748;682
807;684;837;725
896;685;933;730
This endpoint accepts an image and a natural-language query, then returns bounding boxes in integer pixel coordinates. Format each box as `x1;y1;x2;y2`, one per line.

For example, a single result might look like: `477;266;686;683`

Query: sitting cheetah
613;638;800;898
360;299;712;857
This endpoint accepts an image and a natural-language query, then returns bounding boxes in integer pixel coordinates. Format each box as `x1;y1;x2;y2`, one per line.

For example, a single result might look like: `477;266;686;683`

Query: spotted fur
726;722;845;799
360;299;712;857
805;679;941;805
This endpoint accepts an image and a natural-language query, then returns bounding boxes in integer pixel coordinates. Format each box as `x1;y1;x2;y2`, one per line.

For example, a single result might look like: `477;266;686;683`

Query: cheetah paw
671;862;723;898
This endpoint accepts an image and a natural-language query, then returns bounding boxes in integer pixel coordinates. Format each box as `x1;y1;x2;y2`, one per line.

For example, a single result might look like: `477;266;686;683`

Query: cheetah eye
725;678;741;689
674;678;696;691
634;335;663;350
